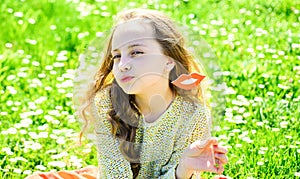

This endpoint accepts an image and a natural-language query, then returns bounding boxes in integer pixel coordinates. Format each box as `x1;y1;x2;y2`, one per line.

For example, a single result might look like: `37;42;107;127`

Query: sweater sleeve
159;105;211;179
93;87;133;179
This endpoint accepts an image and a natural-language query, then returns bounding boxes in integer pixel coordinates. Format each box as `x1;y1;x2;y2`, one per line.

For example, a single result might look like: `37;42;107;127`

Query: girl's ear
165;57;175;72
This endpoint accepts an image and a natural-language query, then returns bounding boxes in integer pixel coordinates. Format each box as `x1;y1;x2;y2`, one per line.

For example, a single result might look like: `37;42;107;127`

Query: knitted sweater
93;87;210;179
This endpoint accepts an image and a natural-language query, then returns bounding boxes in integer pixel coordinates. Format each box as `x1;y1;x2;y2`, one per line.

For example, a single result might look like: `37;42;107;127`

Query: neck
134;86;174;121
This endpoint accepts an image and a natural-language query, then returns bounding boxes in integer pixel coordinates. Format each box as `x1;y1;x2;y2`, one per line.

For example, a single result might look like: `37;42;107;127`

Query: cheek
133;73;166;89
112;64;119;76
137;59;166;73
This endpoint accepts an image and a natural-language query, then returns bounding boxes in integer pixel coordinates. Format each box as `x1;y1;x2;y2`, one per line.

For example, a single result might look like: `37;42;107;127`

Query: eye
131;50;144;56
112;54;121;61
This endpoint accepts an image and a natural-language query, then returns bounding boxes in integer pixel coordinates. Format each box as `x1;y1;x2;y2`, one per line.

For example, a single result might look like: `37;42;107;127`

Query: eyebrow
112;43;146;53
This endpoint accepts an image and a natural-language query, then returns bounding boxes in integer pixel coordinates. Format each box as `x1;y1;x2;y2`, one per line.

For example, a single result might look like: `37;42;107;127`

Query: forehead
111;20;155;50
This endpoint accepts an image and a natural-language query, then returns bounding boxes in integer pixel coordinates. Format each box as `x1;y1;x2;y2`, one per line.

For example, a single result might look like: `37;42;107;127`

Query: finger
192;140;209;149
209;137;219;145
216;164;225;174
214;153;228;164
194;138;218;150
213;145;228;154
186;140;212;156
185;140;214;158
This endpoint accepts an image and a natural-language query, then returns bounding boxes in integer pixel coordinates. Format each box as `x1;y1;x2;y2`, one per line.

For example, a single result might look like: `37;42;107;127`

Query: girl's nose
119;56;132;72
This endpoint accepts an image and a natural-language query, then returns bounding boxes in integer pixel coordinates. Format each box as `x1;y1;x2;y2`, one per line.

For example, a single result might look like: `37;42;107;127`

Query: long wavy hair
79;9;206;178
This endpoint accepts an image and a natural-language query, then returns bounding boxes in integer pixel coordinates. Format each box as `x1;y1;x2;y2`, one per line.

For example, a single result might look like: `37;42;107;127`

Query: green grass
0;0;299;178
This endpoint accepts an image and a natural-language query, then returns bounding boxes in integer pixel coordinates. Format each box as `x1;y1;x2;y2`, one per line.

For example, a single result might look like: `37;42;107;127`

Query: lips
171;72;205;90
120;76;134;83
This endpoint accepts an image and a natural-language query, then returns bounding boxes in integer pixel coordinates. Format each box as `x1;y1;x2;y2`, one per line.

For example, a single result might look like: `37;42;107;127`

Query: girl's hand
176;138;228;179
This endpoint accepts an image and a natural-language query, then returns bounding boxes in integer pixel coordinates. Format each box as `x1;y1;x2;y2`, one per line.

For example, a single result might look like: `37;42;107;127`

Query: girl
27;8;228;179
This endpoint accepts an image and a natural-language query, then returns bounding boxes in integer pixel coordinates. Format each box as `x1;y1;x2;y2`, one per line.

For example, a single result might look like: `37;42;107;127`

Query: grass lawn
0;0;299;178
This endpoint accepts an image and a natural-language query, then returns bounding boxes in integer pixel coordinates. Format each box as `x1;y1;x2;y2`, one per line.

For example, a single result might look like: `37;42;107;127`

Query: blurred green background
0;0;299;178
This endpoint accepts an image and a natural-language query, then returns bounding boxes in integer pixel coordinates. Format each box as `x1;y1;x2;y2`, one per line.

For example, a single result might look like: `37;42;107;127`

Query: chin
118;78;158;95
119;85;140;95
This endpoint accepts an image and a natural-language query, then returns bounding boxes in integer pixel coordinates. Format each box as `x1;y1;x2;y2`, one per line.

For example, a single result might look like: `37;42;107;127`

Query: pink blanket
25;166;97;179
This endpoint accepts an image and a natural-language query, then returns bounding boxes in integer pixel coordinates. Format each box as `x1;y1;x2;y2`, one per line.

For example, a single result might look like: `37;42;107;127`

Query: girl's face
111;20;172;94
